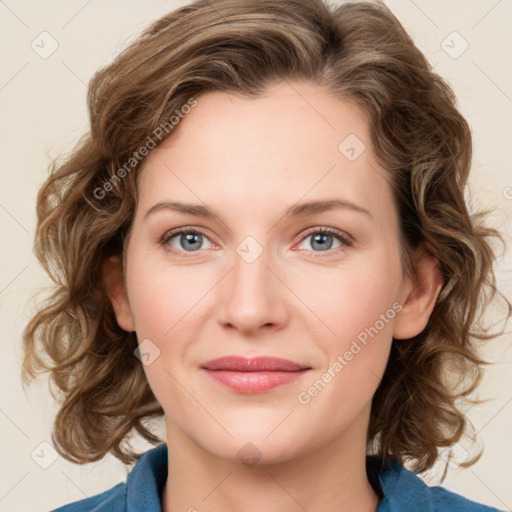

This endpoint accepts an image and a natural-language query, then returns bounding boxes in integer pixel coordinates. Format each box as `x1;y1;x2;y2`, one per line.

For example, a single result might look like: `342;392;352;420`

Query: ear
393;243;443;340
101;255;135;332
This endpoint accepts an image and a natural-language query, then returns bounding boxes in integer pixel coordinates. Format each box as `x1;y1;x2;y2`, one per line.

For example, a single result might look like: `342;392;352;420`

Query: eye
295;226;353;255
160;225;353;257
161;226;215;255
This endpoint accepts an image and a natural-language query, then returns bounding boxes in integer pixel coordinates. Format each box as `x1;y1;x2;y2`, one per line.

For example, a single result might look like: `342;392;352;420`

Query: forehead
136;81;394;225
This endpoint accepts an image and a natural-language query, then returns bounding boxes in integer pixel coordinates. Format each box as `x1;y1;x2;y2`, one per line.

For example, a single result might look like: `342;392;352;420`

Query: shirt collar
125;444;434;512
126;444;168;512
368;455;435;512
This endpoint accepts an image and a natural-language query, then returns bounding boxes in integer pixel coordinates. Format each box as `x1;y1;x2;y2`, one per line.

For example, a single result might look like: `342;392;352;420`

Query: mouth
200;356;312;394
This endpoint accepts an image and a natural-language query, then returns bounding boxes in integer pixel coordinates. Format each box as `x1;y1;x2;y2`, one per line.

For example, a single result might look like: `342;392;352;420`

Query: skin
103;80;442;512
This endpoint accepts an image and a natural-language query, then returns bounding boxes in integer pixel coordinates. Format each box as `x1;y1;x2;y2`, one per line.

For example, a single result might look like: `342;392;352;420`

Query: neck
162;410;381;512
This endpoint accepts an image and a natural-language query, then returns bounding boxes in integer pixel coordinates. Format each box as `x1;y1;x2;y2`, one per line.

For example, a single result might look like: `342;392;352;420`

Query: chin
192;427;310;467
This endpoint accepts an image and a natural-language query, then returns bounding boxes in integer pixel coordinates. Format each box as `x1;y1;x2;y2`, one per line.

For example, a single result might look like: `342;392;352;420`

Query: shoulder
49;444;168;512
50;482;126;512
429;485;504;512
371;456;505;512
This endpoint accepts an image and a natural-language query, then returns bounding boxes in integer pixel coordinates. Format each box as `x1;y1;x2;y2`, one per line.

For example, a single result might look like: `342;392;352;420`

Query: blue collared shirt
51;444;504;511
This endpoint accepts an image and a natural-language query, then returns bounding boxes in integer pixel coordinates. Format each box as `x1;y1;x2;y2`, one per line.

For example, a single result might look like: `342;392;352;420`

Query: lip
201;356;309;372
200;356;311;394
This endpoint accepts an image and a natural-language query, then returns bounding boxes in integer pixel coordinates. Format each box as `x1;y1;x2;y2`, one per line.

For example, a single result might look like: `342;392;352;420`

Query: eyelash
160;225;353;257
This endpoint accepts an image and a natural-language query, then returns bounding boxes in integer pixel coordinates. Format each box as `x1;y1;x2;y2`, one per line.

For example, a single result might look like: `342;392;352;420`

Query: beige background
0;1;511;511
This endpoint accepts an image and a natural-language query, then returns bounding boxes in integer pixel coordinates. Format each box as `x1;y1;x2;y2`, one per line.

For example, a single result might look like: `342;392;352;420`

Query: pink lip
201;356;311;394
201;356;308;372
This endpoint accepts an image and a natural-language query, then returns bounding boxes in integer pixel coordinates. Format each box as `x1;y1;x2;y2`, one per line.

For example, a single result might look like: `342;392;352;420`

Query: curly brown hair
22;0;510;475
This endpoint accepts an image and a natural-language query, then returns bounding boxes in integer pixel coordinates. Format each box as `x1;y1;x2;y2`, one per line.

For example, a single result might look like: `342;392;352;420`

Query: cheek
292;254;402;396
124;254;217;405
294;258;401;346
126;253;214;340
124;264;197;418
293;284;398;427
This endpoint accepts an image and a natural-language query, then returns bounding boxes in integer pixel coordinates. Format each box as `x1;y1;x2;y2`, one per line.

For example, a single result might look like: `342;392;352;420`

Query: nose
217;242;288;336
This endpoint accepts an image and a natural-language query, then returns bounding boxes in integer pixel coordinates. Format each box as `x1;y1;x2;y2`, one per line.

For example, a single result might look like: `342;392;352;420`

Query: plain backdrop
0;1;511;511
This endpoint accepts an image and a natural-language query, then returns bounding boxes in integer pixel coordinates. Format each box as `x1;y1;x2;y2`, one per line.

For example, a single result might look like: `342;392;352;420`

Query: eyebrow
144;198;373;221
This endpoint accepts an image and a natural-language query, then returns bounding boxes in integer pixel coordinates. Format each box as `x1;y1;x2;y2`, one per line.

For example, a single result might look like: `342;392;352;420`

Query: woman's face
114;81;422;464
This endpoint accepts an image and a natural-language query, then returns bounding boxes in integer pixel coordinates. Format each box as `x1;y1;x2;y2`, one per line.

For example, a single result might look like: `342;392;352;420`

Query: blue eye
160;226;353;257
296;227;353;254
162;227;214;254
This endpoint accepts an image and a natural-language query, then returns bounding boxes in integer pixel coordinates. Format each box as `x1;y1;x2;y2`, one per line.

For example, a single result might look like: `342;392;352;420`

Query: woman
23;0;509;510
